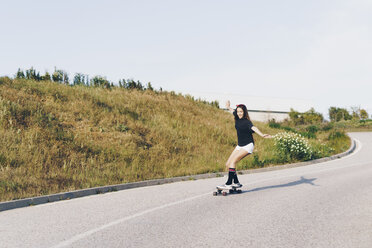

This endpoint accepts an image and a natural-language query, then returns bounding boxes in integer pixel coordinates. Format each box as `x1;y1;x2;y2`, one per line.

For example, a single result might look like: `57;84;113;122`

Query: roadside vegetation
327;106;372;131
246;108;351;169
0;68;356;201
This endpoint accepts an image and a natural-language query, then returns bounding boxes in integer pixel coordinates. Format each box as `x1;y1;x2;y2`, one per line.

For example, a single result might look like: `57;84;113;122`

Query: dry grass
0;78;349;201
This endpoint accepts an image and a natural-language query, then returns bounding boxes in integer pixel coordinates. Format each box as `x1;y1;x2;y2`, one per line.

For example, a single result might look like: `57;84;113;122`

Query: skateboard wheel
237;190;242;193
222;192;227;196
213;192;218;196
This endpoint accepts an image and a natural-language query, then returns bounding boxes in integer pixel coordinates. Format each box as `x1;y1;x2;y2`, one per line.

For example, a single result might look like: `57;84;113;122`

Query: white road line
51;193;209;248
52;138;364;248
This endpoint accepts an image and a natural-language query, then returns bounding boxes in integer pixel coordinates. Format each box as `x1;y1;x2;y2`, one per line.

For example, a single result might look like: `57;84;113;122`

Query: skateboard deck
213;185;242;196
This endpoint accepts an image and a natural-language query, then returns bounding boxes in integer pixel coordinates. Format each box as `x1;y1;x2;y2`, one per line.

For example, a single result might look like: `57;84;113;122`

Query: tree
62;72;69;85
147;82;154;91
289;108;304;125
210;100;219;109
73;73;86;86
360;109;369;120
52;68;64;83
329;107;352;122
289;108;323;125
42;71;51;81
16;68;25;79
126;79;143;90
328;107;337;121
304;108;323;124
25;67;41;81
351;106;360;120
90;76;111;88
118;79;127;88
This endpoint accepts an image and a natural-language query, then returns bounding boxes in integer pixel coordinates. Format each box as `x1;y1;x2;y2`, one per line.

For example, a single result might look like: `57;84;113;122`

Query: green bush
329;107;352;122
359;119;372;124
299;131;316;139
16;68;25;79
268;119;281;129
73;73;88;86
321;123;334;131
289;108;323;125
91;76;112;89
328;130;347;140
52;69;64;83
274;132;313;161
306;125;319;133
303;108;323;124
116;124;129;132
252;154;265;167
282;126;297;133
312;143;335;159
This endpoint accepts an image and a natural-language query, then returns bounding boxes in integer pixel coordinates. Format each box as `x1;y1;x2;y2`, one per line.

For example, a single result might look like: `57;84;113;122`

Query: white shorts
235;143;254;154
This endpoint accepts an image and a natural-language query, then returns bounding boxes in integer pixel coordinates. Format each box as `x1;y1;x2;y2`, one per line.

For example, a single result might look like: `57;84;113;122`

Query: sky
1;0;372;118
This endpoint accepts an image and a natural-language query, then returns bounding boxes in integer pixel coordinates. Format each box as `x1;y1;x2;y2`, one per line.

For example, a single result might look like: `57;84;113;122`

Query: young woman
219;100;272;189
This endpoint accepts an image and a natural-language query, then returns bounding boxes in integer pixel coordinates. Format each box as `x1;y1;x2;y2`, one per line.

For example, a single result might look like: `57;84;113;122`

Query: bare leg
225;147;241;170
227;149;250;169
222;148;251;187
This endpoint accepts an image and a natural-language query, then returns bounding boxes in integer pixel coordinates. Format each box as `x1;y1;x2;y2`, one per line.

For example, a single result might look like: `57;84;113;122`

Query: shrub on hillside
306;125;319;133
311;143;335;159
321;122;334;131
42;72;51;81
25;67;41;81
268;119;281;129
329;107;352;122
52;69;64;83
209;100;219;109
119;79;144;90
252;154;265;167
73;73;89;86
297;125;319;139
16;68;25;79
303;108;323;124
360;109;369;120
274;132;313;161
299;131;316;139
91;76;112;88
282;126;297;133
328;130;347;140
289;108;323;125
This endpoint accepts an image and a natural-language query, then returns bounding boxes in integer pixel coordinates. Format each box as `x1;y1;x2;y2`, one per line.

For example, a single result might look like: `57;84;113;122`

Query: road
1;132;371;248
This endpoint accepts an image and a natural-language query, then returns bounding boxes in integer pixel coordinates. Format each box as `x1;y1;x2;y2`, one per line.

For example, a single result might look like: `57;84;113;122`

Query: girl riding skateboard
218;101;272;190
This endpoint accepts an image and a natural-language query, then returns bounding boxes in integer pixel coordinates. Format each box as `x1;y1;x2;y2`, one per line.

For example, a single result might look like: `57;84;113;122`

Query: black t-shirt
234;112;255;146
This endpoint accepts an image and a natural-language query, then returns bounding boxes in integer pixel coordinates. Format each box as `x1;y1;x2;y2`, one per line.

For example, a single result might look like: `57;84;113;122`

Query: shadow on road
242;176;318;194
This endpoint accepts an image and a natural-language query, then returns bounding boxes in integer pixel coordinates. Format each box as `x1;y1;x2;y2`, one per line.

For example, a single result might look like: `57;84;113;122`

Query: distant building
222;108;290;122
185;91;314;122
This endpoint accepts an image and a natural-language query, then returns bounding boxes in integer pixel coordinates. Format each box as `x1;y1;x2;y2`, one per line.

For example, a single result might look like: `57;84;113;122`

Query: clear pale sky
1;0;371;118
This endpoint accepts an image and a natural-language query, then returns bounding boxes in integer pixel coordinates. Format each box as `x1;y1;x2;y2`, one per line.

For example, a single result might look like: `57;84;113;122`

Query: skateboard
213;185;242;196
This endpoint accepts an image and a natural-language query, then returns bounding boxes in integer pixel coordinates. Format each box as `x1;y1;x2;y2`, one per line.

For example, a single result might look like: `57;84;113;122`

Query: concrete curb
0;138;356;212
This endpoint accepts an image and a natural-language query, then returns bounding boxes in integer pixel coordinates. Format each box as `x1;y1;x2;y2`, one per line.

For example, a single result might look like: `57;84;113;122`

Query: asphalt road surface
1;132;371;248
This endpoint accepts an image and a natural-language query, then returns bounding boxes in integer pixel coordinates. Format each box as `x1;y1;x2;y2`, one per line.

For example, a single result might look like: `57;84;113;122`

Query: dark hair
234;104;250;121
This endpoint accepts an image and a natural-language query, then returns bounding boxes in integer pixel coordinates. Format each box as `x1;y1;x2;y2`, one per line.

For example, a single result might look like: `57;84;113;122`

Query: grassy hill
0;77;349;201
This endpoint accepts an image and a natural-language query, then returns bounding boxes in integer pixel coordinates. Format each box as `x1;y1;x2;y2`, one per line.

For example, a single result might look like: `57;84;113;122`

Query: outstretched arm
252;126;272;138
225;100;234;113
